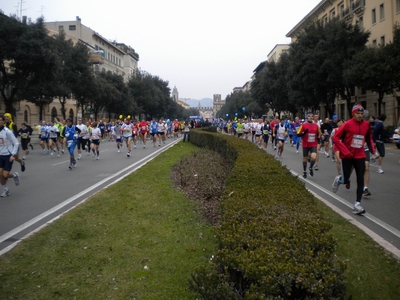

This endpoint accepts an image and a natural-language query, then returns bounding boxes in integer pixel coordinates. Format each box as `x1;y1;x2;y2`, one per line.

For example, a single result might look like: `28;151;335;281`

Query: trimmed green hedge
189;128;346;299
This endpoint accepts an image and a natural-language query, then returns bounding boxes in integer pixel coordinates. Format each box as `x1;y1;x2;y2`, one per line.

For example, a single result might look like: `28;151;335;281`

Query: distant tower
213;94;224;117
172;86;179;101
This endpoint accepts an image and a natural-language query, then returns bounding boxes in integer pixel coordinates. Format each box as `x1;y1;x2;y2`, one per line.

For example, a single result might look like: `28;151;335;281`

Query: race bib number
307;133;316;143
351;134;364;148
67;140;73;147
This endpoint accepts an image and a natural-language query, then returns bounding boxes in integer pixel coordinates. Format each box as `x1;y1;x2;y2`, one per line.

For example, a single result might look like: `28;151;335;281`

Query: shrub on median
189;128;346;299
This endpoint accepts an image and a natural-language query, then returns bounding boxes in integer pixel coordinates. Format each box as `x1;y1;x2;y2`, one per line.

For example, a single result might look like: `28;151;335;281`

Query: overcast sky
1;0;321;100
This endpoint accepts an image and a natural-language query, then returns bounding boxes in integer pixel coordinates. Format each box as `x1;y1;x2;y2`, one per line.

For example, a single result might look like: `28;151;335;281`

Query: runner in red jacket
332;104;375;215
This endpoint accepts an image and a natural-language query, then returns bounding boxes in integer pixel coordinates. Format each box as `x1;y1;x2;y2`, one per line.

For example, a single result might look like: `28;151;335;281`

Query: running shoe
363;188;371;196
92;153;96;158
68;164;72;169
332;175;341;193
78;154;81;160
13;172;20;186
61;149;65;154
352;203;366;215
377;168;384;174
308;167;314;177
30;144;34;150
50;151;54;156
127;152;130;158
1;189;10;197
21;161;25;172
42;150;46;155
296;150;299;154
303;172;307;179
96;156;99;160
314;165;319;171
118;149;120;153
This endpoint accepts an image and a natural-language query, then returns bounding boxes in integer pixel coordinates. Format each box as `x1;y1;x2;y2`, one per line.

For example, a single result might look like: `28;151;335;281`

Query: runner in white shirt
121;118;133;157
255;119;263;147
46;121;60;157
157;119;167;146
90;122;101;160
76;118;88;160
243;120;250;140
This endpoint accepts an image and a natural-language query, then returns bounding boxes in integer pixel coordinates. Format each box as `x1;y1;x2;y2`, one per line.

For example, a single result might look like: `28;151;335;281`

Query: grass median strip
0;143;216;299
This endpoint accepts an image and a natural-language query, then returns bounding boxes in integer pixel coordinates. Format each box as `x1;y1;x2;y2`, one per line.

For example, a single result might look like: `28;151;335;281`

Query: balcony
342;7;353;21
89;52;105;64
353;0;366;15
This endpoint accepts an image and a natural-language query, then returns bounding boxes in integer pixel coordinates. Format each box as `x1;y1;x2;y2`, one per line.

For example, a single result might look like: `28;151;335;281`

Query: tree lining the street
0;12;196;121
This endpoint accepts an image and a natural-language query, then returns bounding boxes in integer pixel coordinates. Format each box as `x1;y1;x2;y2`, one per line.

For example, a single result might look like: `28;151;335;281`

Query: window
358;16;364;30
372;8;376;24
323;15;328;24
331;10;336;19
381;35;385;46
372;39;377;47
340;4;345;17
69;25;76;30
350;0;355;12
380;4;384;20
397;0;400;13
58;25;64;32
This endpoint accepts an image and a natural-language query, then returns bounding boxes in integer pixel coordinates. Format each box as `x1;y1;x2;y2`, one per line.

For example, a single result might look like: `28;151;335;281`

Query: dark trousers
183;131;190;142
342;158;365;202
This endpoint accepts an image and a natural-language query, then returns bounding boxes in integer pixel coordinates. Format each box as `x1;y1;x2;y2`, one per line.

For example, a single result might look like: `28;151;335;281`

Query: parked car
393;128;400;143
393;120;400;149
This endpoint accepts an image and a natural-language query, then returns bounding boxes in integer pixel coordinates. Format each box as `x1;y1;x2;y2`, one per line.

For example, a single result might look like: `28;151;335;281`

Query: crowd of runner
217;104;391;215
0;115;193;197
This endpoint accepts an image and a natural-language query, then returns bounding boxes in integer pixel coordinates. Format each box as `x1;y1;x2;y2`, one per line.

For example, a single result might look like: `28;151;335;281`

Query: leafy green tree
0;15;56;116
345;45;395;117
51;32;92;119
288;19;370;117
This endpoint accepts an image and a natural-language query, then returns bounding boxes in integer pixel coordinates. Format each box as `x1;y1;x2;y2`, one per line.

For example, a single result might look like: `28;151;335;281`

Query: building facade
45;16;139;80
213;94;225;118
286;0;400;125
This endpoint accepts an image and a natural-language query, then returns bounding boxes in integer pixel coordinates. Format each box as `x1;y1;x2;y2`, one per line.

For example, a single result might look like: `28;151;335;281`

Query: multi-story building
286;0;400;125
45;16;139;81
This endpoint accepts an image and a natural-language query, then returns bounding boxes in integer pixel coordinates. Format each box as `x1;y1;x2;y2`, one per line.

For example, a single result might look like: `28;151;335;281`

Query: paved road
0;136;181;254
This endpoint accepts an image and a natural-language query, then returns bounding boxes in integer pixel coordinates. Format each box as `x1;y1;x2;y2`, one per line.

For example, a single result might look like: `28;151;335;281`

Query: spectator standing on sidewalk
0;115;20;197
183;120;190;142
